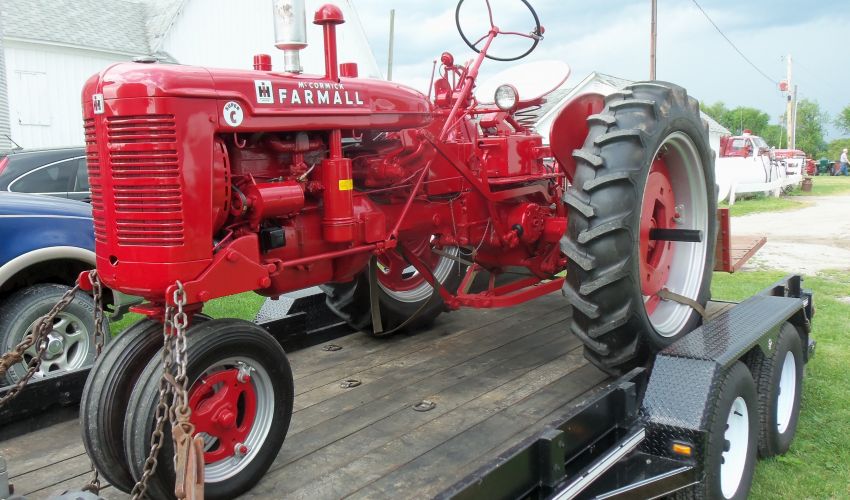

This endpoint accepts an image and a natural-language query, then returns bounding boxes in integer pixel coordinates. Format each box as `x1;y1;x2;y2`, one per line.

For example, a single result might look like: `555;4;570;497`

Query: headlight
494;84;519;112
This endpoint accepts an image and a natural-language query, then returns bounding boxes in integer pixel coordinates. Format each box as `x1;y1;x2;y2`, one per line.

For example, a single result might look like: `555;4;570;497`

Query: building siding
4;41;128;148
0;15;12;150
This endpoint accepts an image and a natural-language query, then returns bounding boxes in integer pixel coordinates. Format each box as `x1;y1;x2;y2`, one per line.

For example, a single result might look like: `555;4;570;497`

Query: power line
689;0;780;86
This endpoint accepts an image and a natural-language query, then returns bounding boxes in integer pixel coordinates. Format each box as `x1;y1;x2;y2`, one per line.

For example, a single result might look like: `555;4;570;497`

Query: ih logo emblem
255;80;274;104
92;94;105;115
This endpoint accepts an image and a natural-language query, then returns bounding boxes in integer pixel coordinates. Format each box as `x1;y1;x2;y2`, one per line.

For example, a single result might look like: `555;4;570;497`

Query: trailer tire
749;323;804;458
124;319;293;500
561;82;716;375
676;361;758;500
322;245;463;333
80;315;209;493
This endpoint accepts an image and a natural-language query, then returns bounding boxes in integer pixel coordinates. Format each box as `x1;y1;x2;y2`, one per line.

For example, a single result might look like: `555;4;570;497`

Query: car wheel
0;284;109;384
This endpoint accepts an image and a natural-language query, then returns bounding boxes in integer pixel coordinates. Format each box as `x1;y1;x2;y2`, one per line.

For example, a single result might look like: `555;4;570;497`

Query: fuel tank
92;62;434;132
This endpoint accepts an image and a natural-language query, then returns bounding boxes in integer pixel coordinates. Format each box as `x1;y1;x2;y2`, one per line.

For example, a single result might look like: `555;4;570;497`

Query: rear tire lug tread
559;237;597;271
594;129;645;148
562;283;601;319
563;191;595;218
578;261;630;296
582;172;633;192
587;113;617;126
577;218;631;244
608;99;658;116
572;149;605;168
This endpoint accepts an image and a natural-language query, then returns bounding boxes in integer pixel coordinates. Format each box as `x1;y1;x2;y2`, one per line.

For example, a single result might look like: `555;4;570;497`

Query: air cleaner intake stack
272;0;308;73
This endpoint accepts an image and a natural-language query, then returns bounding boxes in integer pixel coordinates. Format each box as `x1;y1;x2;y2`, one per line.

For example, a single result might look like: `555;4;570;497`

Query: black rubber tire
749;322;804;458
321;253;464;333
0;284;108;383
560;81;717;375
80;314;209;493
124;319;293;500
675;361;758;500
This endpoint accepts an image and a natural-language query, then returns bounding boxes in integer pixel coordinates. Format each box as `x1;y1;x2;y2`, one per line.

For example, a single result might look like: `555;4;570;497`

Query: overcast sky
347;0;848;139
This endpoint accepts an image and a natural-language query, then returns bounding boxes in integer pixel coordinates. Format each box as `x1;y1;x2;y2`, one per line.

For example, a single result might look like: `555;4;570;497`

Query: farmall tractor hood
83;62;434;133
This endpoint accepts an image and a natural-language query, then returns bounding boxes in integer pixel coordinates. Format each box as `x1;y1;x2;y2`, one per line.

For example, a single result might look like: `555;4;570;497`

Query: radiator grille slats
104;114;185;247
84;118;107;244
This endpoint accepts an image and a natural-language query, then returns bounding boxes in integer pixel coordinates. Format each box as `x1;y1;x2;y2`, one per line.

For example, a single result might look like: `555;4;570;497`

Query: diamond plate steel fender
640;293;808;470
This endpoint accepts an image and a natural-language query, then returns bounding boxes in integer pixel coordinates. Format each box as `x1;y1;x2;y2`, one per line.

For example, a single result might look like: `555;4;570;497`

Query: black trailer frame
440;275;815;500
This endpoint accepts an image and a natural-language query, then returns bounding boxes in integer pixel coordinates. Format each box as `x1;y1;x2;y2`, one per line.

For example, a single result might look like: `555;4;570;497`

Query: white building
0;0;379;151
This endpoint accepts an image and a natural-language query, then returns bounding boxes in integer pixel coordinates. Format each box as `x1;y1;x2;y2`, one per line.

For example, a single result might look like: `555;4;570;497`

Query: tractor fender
548;92;605;181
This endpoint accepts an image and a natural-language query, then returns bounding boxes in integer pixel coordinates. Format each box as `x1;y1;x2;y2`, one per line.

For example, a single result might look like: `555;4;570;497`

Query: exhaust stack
272;0;307;73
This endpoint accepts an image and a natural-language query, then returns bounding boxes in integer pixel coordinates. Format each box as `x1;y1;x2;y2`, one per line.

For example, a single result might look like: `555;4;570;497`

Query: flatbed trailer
0;276;812;499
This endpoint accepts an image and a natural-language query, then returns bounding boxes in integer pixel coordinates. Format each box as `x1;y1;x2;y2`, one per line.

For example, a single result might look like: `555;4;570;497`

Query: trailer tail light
672;442;693;457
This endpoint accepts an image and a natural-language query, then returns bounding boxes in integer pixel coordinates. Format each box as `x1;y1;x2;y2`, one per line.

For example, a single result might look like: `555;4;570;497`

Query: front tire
0;284;108;383
560;82;717;374
123;319;293;500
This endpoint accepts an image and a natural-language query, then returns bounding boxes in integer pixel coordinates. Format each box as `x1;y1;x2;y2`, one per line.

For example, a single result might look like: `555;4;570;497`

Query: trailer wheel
561;82;716;374
322;240;463;333
676;362;758;500
749;323;804;458
80;315;209;493
0;284;108;383
124;319;293;500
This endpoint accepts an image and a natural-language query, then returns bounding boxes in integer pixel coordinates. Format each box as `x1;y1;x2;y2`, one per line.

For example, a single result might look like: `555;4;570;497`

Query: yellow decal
339;179;353;191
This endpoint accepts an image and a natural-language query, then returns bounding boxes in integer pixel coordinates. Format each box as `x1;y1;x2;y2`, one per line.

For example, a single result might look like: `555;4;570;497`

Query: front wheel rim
188;356;275;482
776;351;797;434
639;131;709;337
721;396;750;499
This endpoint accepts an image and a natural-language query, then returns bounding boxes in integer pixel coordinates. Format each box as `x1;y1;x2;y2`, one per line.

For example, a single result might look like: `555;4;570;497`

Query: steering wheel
455;0;543;62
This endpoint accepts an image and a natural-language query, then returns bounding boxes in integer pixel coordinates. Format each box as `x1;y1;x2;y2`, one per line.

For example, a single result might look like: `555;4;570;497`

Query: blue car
0;193;132;384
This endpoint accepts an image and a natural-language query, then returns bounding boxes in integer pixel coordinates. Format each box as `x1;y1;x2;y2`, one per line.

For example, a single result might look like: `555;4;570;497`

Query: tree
761;124;785;149
792;99;828;157
827;138;850;161
700;101;771;137
835;105;850;135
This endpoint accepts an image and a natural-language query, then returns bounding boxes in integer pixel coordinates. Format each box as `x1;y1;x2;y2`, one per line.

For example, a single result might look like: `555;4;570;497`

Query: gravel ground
732;195;850;274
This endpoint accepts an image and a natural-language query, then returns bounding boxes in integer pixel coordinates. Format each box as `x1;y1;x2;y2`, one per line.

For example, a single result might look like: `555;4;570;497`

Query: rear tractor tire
322;240;464;333
561;81;717;375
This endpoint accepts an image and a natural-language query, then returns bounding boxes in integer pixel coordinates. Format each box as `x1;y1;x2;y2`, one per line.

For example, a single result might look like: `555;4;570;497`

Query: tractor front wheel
561;81;717;375
123;319;293;500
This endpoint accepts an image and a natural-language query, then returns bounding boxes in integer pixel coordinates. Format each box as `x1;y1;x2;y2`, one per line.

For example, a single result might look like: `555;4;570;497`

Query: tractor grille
106;114;185;246
84;118;107;244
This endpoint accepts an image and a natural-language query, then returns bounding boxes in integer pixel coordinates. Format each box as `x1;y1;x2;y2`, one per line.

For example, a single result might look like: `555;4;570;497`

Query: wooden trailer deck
0;295;735;499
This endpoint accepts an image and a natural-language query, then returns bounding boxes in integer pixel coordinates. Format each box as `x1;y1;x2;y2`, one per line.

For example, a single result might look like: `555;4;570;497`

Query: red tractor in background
79;0;716;497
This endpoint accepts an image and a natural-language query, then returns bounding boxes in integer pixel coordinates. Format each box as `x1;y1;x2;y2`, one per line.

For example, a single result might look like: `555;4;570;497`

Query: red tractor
79;1;716;497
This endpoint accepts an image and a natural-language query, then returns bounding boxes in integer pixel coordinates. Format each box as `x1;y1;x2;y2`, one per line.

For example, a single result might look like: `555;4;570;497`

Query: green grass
712;270;850;499
792;175;850;197
109;292;263;334
720;195;805;217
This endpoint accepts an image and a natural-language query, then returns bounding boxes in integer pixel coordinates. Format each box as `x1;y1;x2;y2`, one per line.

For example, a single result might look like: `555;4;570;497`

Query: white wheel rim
641;132;710;337
776;351;797;434
196;356;276;483
378;246;459;303
721;396;750;499
21;312;91;377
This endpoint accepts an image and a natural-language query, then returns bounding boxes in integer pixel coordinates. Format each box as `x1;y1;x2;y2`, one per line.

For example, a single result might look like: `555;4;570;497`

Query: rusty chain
130;281;200;500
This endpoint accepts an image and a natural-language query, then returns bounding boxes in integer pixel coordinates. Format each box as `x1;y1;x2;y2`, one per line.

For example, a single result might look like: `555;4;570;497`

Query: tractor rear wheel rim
377;238;458;303
721;396;749;499
188;356;274;482
776;351;797;434
639;132;709;337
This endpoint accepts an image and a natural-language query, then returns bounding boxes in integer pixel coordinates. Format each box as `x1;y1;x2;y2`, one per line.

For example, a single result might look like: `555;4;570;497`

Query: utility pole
387;9;395;81
650;0;657;80
791;84;798;150
785;54;794;148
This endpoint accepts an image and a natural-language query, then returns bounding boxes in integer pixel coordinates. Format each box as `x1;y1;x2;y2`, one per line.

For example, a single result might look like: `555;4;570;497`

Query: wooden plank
247;321;581;497
291;300;545;397
287;303;570;436
730;236;767;272
265;307;571;474
348;365;607;498
10;452;92;497
292;299;566;412
1;419;88;480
